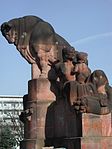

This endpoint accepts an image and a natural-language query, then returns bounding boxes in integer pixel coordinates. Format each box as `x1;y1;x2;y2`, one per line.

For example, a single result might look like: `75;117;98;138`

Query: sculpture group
1;15;112;149
1;15;112;115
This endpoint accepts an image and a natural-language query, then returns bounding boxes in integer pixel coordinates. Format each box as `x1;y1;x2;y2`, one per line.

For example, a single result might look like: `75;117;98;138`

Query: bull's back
55;33;71;61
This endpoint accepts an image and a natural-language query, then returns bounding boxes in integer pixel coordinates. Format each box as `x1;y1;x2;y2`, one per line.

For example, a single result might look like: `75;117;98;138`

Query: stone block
82;113;112;137
81;136;112;149
28;78;55;101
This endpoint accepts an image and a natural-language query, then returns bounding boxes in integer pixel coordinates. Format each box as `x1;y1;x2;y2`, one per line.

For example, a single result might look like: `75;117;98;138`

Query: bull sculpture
1;15;112;116
1;15;71;78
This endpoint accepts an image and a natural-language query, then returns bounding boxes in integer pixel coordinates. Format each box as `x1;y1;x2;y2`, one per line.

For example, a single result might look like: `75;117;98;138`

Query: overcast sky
0;0;112;95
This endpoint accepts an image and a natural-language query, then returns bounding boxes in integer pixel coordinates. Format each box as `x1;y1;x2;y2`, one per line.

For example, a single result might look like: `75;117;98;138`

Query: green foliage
0;113;24;149
0;127;17;149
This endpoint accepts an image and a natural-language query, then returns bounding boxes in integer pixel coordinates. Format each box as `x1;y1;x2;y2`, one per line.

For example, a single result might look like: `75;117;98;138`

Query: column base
20;139;44;149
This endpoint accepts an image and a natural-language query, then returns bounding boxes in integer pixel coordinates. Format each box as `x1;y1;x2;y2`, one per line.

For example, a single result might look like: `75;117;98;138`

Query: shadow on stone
45;99;82;149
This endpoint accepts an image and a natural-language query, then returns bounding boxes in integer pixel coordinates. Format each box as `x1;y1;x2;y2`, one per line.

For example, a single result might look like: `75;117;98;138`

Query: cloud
71;32;112;45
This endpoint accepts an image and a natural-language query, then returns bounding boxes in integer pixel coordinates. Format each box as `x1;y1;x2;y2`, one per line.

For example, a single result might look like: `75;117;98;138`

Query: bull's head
1;22;17;44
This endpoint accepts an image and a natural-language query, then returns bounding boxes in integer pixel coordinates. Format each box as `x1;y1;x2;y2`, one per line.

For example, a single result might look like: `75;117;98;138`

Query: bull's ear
1;22;12;33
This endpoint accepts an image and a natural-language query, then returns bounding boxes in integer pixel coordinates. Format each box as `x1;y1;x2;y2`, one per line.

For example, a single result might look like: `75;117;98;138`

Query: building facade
0;96;23;149
0;95;23;125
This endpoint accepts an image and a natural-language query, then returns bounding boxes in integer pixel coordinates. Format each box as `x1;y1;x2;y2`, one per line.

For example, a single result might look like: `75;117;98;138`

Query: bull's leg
31;63;41;79
39;59;50;78
34;44;57;78
37;48;49;78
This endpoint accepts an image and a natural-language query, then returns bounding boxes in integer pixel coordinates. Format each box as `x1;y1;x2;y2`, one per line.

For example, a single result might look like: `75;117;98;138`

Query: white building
0;95;23;124
0;96;24;149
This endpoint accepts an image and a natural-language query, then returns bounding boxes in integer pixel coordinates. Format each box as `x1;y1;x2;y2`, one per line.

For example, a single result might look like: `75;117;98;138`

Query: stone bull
1;15;71;78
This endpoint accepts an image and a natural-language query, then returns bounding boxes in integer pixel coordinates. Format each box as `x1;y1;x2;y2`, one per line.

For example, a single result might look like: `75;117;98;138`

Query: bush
0;127;17;149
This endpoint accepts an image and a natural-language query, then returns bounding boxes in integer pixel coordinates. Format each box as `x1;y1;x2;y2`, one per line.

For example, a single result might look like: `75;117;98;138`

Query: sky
0;0;112;96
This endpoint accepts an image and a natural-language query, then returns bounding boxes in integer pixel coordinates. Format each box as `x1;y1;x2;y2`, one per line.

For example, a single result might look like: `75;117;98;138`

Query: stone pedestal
81;136;112;149
20;78;112;149
20;78;55;149
81;113;112;149
82;113;112;137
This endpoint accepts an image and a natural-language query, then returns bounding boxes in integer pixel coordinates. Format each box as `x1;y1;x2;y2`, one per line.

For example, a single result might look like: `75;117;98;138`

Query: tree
0;113;24;149
0;127;17;149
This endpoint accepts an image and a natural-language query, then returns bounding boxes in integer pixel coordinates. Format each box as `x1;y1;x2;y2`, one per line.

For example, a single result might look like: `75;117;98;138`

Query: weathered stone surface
1;16;71;79
20;139;44;149
81;113;112;148
28;78;55;101
81;136;112;149
82;113;112;137
45;100;82;139
20;78;55;149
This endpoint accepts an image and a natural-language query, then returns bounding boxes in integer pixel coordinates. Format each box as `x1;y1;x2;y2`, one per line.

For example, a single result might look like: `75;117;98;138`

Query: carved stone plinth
20;78;55;149
82;113;112;136
81;137;112;149
28;78;55;101
81;113;112;149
